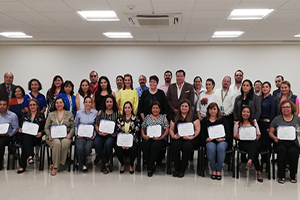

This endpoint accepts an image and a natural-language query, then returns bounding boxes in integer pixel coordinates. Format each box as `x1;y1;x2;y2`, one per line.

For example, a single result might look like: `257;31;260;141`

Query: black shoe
178;172;184;178
94;155;100;164
129;170;134;174
173;171;179;177
216;175;222;181
148;170;153;177
17;169;26;174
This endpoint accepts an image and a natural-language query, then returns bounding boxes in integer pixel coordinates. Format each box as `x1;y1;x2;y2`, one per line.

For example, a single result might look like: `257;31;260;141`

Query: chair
5;140;17;170
236;142;271;179
199;145;235;178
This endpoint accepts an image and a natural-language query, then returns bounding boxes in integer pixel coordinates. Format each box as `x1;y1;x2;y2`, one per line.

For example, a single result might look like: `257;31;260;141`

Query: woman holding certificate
234;105;263;182
116;74;139;115
141;101;169;177
44;97;75;176
170;99;200;178
94;94;119;174
200;102;231;180
115;101;141;174
75;96;98;172
17;99;45;174
269;100;300;184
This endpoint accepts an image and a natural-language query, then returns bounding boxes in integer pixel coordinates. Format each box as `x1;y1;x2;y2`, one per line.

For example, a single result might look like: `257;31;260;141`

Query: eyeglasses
29;104;37;107
235;75;243;77
282;106;291;109
90;75;97;78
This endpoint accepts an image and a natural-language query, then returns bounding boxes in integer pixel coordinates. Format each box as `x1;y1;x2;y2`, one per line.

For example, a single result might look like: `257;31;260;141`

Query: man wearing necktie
0;72;16;101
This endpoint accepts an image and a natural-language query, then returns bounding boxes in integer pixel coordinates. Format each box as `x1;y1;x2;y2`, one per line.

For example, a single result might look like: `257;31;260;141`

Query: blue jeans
206;141;228;172
94;135;116;164
75;138;94;169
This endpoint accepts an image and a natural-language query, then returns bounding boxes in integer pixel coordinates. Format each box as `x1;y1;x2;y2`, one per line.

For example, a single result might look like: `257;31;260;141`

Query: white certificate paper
0;123;9;134
99;120;115;134
207;124;225;140
178;122;194;137
147;125;161;138
51;125;67;139
277;126;296;141
117;133;133;147
239;126;256;140
22;122;39;136
78;124;94;138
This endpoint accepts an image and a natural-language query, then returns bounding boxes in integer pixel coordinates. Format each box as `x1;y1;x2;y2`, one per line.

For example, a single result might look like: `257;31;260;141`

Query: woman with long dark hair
93;76;115;111
46;75;64;115
75;79;92;111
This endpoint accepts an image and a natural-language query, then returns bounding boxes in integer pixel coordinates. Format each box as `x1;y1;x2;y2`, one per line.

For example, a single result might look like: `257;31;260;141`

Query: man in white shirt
254;80;262;96
112;75;123;97
158;70;172;96
230;69;243;97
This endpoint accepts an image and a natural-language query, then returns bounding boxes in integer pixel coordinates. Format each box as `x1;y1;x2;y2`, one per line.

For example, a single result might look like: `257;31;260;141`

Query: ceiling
0;0;300;43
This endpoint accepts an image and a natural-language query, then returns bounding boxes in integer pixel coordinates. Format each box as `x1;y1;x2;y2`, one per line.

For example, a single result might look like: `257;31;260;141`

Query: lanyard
6;86;11;94
221;89;229;103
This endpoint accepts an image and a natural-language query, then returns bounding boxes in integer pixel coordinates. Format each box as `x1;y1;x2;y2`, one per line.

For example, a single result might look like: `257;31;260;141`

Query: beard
165;78;171;83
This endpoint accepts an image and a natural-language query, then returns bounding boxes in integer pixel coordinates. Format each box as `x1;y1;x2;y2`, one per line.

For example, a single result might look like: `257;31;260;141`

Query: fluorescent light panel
77;11;119;21
0;32;32;38
103;32;133;39
228;9;274;20
294;34;300;37
212;31;244;38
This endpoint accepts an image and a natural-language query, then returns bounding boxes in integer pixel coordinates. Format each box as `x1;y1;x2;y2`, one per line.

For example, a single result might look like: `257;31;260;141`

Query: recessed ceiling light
212;31;244;38
228;9;274;20
103;32;133;39
77;11;119;21
294;34;300;37
0;32;32;38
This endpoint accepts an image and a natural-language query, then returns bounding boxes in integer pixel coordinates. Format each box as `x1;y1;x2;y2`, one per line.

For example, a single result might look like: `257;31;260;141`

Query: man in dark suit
0;72;16;101
167;69;194;117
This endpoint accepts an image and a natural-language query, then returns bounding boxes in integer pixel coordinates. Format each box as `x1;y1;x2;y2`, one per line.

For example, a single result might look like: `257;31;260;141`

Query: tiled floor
1;153;300;200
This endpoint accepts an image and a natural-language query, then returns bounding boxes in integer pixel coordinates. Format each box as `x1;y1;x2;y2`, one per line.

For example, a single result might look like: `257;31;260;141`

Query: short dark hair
62;80;74;96
0;98;8;105
176;69;186;77
122;101;134;117
53;97;67;111
150;101;161;110
116;75;124;81
11;85;25;98
254;80;262;85
28;78;42;91
84;96;92;103
234;70;244;76
149;75;159;84
164;70;172;77
89;70;98;77
276;75;284;81
279;100;296;115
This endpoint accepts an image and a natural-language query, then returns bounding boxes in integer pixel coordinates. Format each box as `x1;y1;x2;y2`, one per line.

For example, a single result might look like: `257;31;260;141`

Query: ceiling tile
22;1;74;12
0;2;34;12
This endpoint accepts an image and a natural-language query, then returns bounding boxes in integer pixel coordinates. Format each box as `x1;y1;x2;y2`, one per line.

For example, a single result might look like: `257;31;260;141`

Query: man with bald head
0;72;16;100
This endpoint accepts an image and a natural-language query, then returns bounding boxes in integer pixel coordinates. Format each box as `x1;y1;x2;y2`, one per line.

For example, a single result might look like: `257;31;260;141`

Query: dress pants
0;136;12;169
275;141;299;179
46;138;72;169
239;140;261;171
75;138;94;169
94;135;116;165
141;139;167;171
171;137;198;173
20;134;41;169
115;142;138;167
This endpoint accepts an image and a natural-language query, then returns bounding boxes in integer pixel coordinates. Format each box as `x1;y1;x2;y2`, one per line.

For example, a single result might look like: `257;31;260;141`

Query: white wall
0;44;299;97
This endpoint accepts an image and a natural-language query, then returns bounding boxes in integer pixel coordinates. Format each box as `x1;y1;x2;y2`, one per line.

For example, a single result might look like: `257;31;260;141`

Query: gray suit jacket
167;82;194;113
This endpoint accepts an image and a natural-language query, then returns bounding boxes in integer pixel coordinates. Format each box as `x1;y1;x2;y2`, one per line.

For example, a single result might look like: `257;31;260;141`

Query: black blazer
0;83;16;100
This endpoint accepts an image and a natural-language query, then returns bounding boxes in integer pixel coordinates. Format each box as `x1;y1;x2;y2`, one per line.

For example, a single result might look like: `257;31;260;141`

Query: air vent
125;13;182;27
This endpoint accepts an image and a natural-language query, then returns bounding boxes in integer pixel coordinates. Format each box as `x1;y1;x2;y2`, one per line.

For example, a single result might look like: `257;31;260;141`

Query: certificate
22;122;39;136
99;120;115;134
239;126;256;141
51;125;67;139
277;126;296;141
78;124;94;138
147;125;161;138
0;123;9;134
177;122;194;137
117;133;133;147
207;124;225;139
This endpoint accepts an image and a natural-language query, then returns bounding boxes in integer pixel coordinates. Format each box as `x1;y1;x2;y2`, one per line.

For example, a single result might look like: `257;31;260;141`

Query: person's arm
138;91;145;120
8;114;19;137
67;113;75;138
188;84;194;107
74;113;80;136
169;120;179;140
223;117;232;142
254;120;261;140
269;127;278;143
75;94;81;111
183;119;200;140
112;91;116;99
270;97;277;122
92;94;96;110
154;116;169;140
233;96;238;121
295;97;299;116
133;90;139;115
254;96;261;121
233;121;239;140
225;91;235;115
166;85;175;112
116;91;122;112
40;95;47;113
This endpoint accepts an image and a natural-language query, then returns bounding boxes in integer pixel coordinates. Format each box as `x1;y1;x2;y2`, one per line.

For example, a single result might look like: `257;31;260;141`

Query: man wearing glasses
230;70;244;97
89;71;99;94
273;75;284;98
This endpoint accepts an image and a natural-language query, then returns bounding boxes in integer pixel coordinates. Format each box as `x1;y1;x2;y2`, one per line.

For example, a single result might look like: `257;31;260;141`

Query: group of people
0;69;299;184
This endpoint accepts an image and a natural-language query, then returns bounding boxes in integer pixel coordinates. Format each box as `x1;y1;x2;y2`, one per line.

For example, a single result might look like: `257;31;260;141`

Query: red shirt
90;83;98;94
